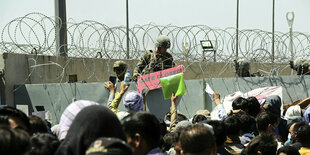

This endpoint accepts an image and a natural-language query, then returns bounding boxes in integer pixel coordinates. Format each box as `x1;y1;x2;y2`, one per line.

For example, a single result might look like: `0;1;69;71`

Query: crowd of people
1;35;310;155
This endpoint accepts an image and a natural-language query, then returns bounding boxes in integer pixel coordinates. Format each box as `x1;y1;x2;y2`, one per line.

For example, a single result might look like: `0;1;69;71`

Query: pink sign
137;65;184;93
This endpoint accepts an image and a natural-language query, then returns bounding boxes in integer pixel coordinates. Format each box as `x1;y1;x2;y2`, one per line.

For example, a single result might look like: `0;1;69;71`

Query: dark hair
287;118;304;130
232;97;248;110
296;124;310;147
0;106;31;133
223;115;241;136
293;122;307;133
207;120;226;147
159;120;168;151
29;115;48;135
192;114;208;124
245;134;277;155
247;97;261;117
162;132;175;151
0;115;9;127
30;133;60;155
277;146;300;155
239;114;255;134
256;112;278;133
122;112;161;149
180;124;215;154
0;126;31;155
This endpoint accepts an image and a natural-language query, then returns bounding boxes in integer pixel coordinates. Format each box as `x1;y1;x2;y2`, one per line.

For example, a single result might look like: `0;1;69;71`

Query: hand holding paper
160;73;186;100
205;83;214;94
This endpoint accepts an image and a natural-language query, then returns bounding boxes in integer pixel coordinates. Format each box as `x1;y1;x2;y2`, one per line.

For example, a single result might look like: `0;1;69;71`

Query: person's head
29;115;48;135
277;146;300;155
155;35;170;53
247;96;261;117
223;115;241;136
171;120;192;155
121;112;161;155
30;133;60;155
180;124;216;155
263;95;282;117
292;57;310;75
239;114;255;134
284;105;302;120
0;126;31;155
113;60;128;81
192;110;211;124
207;120;227;148
57;100;98;140
289;121;306;143
56;105;126;155
256;112;279;134
235;59;250;77
164;113;188;128
123;91;144;112
245;134;277;155
0;106;31;134
304;106;310;125
86;137;133;155
232;97;248;111
296;124;310;147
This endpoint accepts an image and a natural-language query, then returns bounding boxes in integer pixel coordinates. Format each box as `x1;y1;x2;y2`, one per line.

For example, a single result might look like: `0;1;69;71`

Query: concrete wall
0;53;296;106
14;76;310;125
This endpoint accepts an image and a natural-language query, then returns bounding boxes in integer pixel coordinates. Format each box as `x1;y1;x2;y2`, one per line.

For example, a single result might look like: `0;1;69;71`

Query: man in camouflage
113;60;128;81
234;59;262;77
290;57;310;75
132;35;175;81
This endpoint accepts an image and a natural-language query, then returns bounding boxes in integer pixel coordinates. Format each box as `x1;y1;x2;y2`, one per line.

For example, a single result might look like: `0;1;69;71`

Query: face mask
287;133;291;142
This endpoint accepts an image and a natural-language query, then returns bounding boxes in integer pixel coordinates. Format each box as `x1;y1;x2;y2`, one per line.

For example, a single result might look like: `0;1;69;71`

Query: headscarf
284;105;301;120
55;105;126;155
123;91;143;112
57;100;98;140
304;106;310;125
263;95;282;117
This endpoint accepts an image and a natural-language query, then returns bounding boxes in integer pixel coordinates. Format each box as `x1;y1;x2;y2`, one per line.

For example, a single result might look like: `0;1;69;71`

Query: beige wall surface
0;53;295;106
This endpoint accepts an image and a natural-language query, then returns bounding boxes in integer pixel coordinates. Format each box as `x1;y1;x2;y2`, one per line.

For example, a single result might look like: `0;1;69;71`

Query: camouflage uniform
235;59;262;77
290;57;310;75
132;35;175;81
113;60;128;81
132;50;175;81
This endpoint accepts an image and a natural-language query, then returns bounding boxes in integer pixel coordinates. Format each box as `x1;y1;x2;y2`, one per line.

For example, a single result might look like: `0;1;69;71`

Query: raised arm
104;81;117;106
108;81;129;114
168;92;178;132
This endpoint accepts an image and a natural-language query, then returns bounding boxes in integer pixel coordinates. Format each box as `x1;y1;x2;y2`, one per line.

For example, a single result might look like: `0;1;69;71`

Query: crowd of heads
1;91;310;155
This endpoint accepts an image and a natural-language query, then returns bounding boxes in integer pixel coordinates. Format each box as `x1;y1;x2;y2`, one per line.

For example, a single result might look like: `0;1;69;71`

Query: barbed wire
1;12;310;62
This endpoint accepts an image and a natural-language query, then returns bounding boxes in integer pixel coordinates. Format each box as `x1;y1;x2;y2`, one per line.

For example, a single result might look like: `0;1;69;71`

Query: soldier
290;57;310;75
113;60;128;81
132;35;175;81
235;59;251;77
234;59;261;77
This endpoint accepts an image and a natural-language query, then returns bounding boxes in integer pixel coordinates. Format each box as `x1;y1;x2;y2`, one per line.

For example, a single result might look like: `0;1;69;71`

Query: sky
1;0;310;33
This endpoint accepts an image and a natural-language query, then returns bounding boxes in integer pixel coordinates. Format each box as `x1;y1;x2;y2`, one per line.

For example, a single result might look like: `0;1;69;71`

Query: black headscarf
55;105;126;155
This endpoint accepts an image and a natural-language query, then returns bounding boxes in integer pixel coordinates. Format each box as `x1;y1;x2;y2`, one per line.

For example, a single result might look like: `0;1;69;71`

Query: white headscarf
284;105;301;120
57;100;98;140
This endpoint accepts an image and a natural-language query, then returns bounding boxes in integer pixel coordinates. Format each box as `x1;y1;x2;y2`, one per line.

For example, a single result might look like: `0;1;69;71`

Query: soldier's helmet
155;35;171;49
237;58;250;70
113;60;127;71
293;57;310;70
